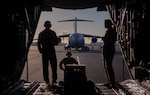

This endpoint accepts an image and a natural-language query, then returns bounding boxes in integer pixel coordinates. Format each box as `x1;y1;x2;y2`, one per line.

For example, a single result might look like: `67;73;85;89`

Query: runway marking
76;56;80;65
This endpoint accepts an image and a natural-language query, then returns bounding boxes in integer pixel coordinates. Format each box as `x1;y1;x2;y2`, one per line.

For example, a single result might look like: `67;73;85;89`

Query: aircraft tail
58;17;94;33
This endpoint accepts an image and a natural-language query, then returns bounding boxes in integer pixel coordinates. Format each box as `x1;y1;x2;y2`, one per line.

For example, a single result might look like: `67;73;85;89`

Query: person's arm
71;58;78;64
102;36;105;41
37;34;42;53
74;59;78;64
59;61;65;70
53;31;58;45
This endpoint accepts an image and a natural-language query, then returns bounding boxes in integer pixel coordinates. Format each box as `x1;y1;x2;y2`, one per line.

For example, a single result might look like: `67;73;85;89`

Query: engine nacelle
91;37;97;43
58;37;61;43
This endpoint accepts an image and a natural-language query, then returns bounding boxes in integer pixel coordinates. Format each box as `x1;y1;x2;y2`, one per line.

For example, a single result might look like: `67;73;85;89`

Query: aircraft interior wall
0;0;41;92
1;0;150;94
106;0;150;81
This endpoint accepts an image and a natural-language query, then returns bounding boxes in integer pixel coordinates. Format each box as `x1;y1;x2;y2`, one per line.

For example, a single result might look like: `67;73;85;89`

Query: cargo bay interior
1;0;150;94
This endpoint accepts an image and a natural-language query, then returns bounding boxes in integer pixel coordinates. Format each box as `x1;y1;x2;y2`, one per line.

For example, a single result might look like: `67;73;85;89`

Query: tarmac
21;42;130;84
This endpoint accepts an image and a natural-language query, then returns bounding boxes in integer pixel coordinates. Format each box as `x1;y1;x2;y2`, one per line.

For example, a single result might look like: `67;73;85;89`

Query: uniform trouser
103;46;115;85
42;53;57;83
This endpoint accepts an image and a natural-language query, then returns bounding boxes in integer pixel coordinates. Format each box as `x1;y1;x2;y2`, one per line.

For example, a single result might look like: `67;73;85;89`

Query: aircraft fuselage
67;33;84;49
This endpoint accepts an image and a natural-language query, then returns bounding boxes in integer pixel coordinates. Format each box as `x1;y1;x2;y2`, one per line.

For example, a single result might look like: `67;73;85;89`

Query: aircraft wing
81;33;102;38
58;34;70;37
58;33;101;38
58;17;94;22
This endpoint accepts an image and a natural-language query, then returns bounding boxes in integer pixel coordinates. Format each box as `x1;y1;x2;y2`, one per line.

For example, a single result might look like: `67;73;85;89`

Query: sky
34;7;110;42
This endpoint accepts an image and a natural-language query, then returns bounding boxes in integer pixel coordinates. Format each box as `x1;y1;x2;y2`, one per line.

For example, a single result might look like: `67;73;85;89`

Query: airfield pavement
21;42;130;84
